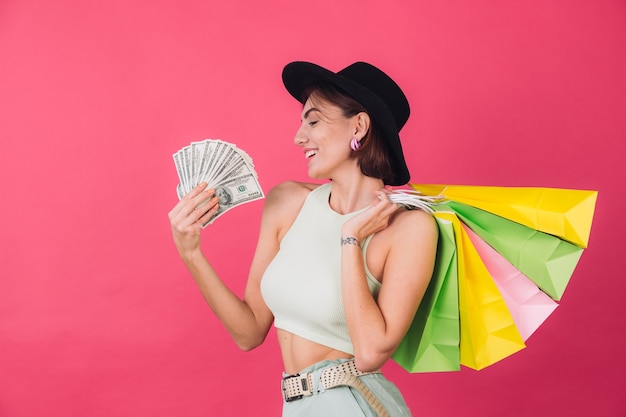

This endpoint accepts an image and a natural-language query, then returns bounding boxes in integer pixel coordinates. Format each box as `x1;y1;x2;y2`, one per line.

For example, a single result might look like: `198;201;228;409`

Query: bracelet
340;236;360;246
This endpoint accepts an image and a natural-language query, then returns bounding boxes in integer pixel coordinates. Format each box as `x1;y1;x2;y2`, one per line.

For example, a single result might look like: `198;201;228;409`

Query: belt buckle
282;373;312;402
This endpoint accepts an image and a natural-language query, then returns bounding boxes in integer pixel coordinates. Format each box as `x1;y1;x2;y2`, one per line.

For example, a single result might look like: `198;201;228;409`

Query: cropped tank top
260;183;381;354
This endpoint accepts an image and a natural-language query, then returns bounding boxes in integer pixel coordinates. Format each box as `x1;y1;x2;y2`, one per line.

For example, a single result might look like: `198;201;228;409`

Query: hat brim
282;61;410;186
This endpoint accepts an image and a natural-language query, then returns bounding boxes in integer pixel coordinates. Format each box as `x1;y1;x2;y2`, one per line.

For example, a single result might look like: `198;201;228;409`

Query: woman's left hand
341;190;398;241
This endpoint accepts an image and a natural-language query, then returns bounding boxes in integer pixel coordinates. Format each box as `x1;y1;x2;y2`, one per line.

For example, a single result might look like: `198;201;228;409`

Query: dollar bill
204;170;264;226
172;138;265;223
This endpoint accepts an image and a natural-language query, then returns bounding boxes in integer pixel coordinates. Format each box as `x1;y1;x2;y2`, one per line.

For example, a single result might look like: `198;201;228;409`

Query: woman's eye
308;120;318;126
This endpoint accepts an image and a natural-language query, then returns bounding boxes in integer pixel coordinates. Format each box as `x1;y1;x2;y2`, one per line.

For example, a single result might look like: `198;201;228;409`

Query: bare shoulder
266;180;317;202
261;181;322;238
388;207;439;246
264;181;319;212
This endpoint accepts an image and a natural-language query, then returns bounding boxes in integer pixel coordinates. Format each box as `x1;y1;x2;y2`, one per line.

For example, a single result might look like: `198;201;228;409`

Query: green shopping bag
442;201;583;301
392;216;460;372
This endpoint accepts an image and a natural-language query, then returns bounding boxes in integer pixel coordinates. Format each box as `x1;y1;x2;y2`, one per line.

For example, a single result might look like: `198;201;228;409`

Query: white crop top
260;183;381;354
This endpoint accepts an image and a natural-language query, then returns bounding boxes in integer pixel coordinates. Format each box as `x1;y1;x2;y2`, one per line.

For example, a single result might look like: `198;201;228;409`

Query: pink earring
350;137;361;151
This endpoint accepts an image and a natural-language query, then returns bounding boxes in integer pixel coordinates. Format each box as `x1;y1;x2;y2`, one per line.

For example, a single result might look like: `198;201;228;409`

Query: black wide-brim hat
282;61;411;186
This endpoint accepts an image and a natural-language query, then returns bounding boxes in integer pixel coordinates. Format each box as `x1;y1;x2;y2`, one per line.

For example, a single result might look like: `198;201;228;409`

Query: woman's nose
294;126;306;145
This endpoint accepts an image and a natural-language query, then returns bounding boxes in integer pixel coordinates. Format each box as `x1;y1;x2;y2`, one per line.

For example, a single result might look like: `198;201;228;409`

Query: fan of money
173;139;265;225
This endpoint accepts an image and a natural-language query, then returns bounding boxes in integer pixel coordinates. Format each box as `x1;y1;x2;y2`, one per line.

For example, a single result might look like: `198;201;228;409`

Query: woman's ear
354;112;371;140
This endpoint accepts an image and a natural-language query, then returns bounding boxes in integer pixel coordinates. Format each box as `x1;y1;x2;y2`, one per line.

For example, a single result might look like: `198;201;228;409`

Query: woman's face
294;95;357;180
215;187;229;204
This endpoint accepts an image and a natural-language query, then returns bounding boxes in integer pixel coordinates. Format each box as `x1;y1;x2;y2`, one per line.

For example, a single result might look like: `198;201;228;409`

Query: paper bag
437;212;525;370
463;225;558;341
393;216;460;372
410;184;598;248
443;201;583;301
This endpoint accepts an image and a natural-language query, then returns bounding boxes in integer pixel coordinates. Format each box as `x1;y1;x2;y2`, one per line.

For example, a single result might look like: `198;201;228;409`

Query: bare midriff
277;328;353;375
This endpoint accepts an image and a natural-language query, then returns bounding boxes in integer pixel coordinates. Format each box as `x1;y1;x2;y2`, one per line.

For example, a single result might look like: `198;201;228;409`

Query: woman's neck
327;175;385;215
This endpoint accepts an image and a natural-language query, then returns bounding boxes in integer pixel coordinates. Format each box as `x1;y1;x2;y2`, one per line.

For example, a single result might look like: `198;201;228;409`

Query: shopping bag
410;184;598;248
393;216;460;372
443;200;583;301
463;225;558;341
389;184;598;372
438;212;526;370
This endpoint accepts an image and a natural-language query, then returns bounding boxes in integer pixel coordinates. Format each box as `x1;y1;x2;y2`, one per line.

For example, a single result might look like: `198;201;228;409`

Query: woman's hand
341;189;398;241
340;190;438;371
168;182;219;259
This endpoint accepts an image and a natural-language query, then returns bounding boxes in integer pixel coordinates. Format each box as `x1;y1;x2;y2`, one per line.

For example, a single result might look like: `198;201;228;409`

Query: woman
168;61;438;417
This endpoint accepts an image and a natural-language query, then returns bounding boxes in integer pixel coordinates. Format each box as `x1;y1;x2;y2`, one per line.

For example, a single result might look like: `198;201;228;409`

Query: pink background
1;1;624;416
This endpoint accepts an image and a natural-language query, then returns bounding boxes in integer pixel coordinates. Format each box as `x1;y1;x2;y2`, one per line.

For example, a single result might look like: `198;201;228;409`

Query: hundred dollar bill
190;140;208;186
204;169;264;226
173;138;265;222
173;151;189;194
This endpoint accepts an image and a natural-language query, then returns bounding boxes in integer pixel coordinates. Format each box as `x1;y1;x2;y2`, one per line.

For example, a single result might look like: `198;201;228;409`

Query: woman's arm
168;181;313;351
168;182;272;350
341;192;438;371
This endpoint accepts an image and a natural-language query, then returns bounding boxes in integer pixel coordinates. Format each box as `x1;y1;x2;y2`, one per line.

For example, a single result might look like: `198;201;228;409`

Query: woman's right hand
168;182;219;260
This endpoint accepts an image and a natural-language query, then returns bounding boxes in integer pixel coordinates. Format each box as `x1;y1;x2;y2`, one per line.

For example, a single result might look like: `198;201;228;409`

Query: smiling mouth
305;150;317;159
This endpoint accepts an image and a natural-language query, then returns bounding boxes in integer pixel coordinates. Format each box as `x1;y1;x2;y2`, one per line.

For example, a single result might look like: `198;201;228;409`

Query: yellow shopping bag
411;184;598;248
436;211;526;370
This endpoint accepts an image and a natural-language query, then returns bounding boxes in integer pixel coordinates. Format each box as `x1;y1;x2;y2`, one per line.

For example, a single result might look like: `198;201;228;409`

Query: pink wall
1;1;624;416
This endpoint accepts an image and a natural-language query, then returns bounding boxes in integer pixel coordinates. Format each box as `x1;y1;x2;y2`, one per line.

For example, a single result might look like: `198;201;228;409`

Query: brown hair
302;82;394;183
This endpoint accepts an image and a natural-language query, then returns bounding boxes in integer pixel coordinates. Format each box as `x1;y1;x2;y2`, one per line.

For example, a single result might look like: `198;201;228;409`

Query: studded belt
281;359;390;417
